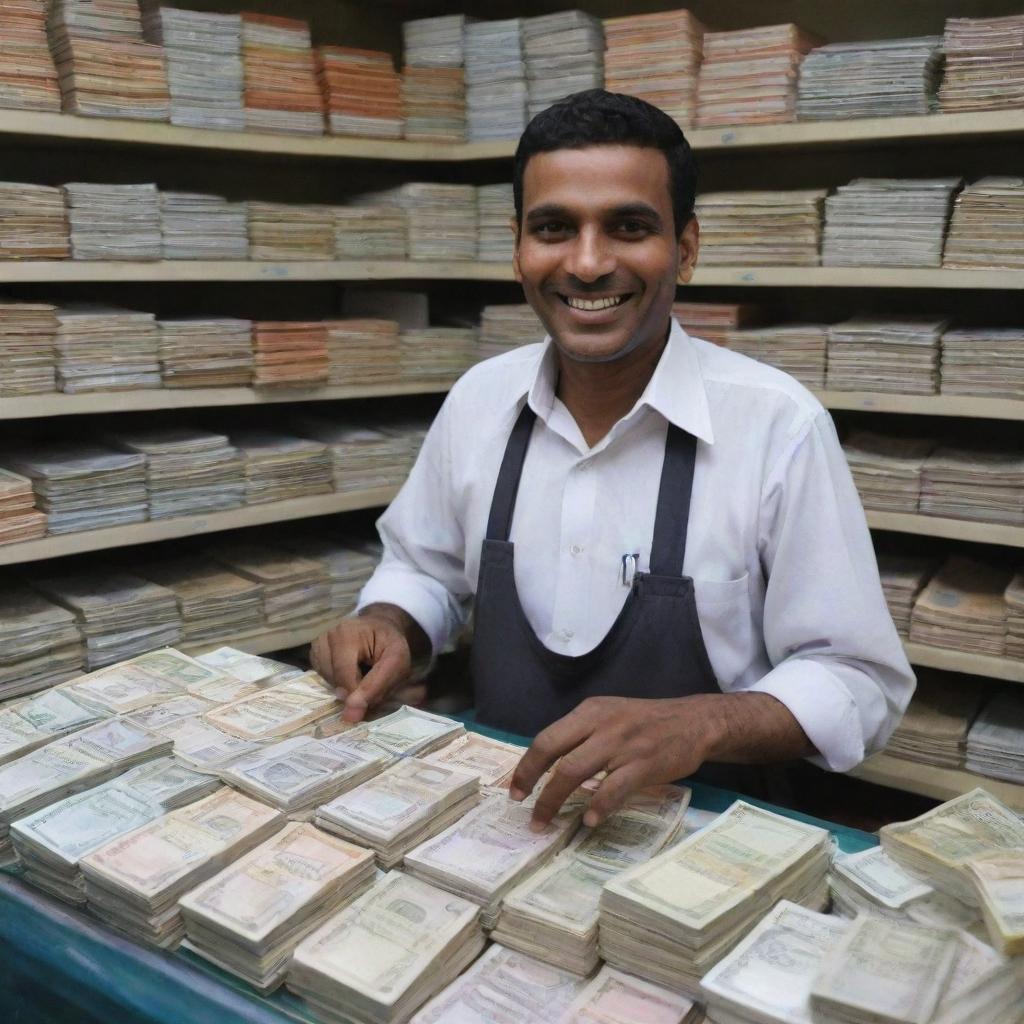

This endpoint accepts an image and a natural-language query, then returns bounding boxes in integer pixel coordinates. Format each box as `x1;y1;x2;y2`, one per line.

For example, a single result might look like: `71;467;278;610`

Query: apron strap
485;403;537;541
649;424;697;577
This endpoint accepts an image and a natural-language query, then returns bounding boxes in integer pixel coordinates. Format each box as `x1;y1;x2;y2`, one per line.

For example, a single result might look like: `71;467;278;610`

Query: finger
582;762;647;828
310;634;333;683
390;682;427;706
342;645;409;722
509;709;593;803
529;737;611;832
328;627;365;698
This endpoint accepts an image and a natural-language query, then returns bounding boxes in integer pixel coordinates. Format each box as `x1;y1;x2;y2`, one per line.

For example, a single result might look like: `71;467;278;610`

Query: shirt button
570;544;583;556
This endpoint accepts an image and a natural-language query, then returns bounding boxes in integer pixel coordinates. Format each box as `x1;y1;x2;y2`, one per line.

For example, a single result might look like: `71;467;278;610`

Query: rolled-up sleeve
744;410;916;772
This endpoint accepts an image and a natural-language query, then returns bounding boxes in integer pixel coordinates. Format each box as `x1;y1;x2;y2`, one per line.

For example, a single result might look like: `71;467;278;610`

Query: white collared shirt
358;319;915;772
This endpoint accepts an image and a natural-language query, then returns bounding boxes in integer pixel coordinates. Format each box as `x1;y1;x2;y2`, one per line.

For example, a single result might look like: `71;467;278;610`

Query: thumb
342;646;409;722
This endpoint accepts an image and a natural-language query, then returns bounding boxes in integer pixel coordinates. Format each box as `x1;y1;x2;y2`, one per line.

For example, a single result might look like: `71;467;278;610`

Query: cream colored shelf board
0;486;400;567
690;267;1024;290
185;615;339;658
903;642;1024;684
817;391;1024;421
849;753;1024;810
866;511;1024;548
0;380;454;419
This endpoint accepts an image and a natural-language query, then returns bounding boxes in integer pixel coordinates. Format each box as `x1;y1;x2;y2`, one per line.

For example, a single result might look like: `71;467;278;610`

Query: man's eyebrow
607;203;663;225
525;203;573;222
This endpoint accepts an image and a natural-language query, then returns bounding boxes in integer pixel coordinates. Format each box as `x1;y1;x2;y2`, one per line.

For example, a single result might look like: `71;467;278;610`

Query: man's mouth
558;293;633;311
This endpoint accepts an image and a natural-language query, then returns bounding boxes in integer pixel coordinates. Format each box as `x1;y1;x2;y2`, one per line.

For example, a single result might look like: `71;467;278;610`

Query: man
312;90;914;833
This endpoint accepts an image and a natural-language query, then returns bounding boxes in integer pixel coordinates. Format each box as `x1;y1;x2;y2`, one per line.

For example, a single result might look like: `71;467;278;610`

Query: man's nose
564;226;615;283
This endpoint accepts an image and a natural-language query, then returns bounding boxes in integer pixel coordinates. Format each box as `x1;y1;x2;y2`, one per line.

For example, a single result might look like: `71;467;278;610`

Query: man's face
513;144;699;364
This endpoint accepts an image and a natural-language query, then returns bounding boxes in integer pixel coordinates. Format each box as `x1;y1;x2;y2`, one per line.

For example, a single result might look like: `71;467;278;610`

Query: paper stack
203;671;339;742
696;24;819;127
53;304;161;392
522;11;604;120
159;191;248;260
840;431;933;513
822;178;960;268
1;442;147;534
148;715;265;773
567;967;702;1024
252;321;329;387
318;47;402;138
248;201;335;261
242;13;323;135
282;537;379;612
673;301;764;348
296;417;412;492
797;37;943;120
939;15;1024;114
63;182;162;260
141;5;243;130
402;67;465;142
826;316;947;394
196;646;296;688
477;183;514;262
964;850;1024;955
48;0;170;121
34;572;182;668
875;553;936;638
125;691;218;735
357;706;464;759
1003;570;1024;658
0;467;47;544
323;318;401;386
0;183;70;259
400;326;475;382
402;15;467;71
478;303;544;359
422;732;524;788
0;0;60;112
910;556;1011;656
464;19;528;141
726;324;829;388
965;690;1024;783
0;300;57;395
334;206;406;260
361;183;478;261
157;317;254;388
920;446;1024;525
943;177;1024;269
695;190;826;266
229;430;333;503
603;9;705;129
828;845;936;922
599;801;831;996
941;328;1024;400
0;589;82;701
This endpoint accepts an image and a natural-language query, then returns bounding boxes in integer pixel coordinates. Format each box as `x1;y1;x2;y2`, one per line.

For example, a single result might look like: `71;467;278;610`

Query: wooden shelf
903;642;1024;685
0;486;400;567
817;391;1024;421
186;615;339;658
866;511;1024;548
689;267;1024;290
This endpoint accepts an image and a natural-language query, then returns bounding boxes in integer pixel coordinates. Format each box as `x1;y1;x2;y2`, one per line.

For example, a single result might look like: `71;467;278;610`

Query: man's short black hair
513;89;698;237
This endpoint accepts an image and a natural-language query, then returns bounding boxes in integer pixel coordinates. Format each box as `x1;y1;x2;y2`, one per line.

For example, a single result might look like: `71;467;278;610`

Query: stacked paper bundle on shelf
477;183;514;262
939;15;1024;113
0;587;82;700
0;183;70;259
252;321;329;387
909;556;1011;656
159;192;248;260
34;573;182;668
826;316;946;394
840;431;933;513
673;301;764;347
241;13;323;136
696;24;819;127
157;317;253;388
920;445;1024;525
478;303;544;360
965;690;1024;783
522;10;604;120
288;871;485;1024
695;190;826;266
941;327;1024;400
141;5;243;130
0;300;57;395
48;0;170;121
0;468;47;545
822;178;960;268
400;326;475;381
0;688;103;766
0;442;147;535
1004;570;1024;658
53;304;161;393
282;537;379;612
598;801;831;996
943;177;1024;269
603;9;705;129
334;206;406;260
401;67;465;142
726;324;829;388
323;319;401;386
230;431;332;503
317;47;402;138
875;552;936;637
797;37;943;120
248;201;335;261
464;19;528;141
63;182;161;261
402;15;467;70
358;184;478;261
0;0;60;112
294;416;412;492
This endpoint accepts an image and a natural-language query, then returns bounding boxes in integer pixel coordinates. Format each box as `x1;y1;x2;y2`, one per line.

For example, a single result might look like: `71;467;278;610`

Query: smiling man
312;90;914;831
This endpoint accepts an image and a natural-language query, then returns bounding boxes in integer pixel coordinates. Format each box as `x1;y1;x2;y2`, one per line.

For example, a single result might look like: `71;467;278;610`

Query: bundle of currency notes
521;10;604;119
0;685;102;766
560;965;700;1024
422;731;525;788
355;704;465;758
196;646;300;687
964;851;1024;955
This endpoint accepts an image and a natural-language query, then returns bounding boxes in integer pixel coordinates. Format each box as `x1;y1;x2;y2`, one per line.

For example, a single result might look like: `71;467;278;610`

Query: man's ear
509;215;523;283
676;217;700;285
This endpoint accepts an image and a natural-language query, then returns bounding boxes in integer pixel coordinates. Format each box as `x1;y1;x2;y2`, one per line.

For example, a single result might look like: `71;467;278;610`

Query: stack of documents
402;67;465;142
282;537;379;612
939;15;1024;113
295;418;409;491
242;13;323;135
357;705;464;759
920;445;1024;525
230;431;333;503
0;0;60;112
34;572;182;668
316;758;479;868
464;19;528;141
797;37;943;120
157;317;253;388
203;671;339;742
822;178;960;268
81;788;284;946
142;5;243;131
964;850;1024;955
252;321;329;387
0;182;70;259
941;327;1024;400
289;871;485;1024
478;303;544;359
361;183;478;261
159;192;248;260
965;690;1024;783
826;316;947;394
0;587;82;700
828;845;937;921
402;15;467;70
599;801;831;996
195;646;295;688
876;553;938;638
334;206;406;260
1003;569;1024;658
840;431;933;513
943;177;1024;269
248;201;335;261
476;183;514;262
54;304;161;392
695;190;826;265
1;442;147;534
0;467;47;545
0;300;57;395
180;823;376;992
63;182;162;261
673;301;764;347
149;716;265;774
400;326;475;381
696;24;819;127
422;732;524;788
323;318;401;386
317;47;402;138
909;556;1011;656
603;9;705;128
726;324;828;388
522;11;603;119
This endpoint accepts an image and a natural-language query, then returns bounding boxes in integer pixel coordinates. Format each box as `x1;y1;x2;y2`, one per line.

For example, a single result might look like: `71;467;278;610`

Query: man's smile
557;293;635;311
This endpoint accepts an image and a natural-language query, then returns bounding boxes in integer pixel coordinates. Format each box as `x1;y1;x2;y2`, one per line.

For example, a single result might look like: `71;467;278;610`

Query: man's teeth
565;295;625;311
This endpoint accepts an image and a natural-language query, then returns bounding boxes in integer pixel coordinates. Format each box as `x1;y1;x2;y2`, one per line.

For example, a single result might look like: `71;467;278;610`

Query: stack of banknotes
476;183;515;262
943;177;1024;270
279;535;381;613
159;192;249;260
522;10;603;120
63;182;162;261
0;300;58;395
477;303;544;359
0;183;69;259
323;318;402;387
939;14;1024;114
0;0;60;113
726;323;829;389
227;431;333;503
156;316;254;388
317;46;403;139
53;305;162;392
940;327;1024;401
0;632;86;722
827;315;947;395
965;690;1024;785
840;431;933;514
334;206;407;259
252;321;330;387
247;201;336;261
401;66;465;143
464;19;527;141
0;467;47;546
294;415;411;492
402;14;467;71
875;552;936;639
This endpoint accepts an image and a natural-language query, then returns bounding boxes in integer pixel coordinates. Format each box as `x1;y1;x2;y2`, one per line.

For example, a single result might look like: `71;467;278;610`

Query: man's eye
616;220;649;235
534;221;568;236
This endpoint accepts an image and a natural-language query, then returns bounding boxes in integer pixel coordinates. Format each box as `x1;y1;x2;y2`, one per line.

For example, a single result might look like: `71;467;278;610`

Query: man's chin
551;330;638;364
